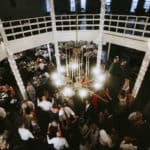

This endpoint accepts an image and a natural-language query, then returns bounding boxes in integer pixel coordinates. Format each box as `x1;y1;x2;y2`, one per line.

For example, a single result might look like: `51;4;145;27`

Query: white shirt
128;112;143;121
59;106;75;120
128;112;137;121
120;140;138;150
44;72;50;78
18;128;34;141
38;100;52;111
38;63;45;70
47;136;69;150
85;104;90;111
122;81;130;92
0;107;6;118
99;129;113;148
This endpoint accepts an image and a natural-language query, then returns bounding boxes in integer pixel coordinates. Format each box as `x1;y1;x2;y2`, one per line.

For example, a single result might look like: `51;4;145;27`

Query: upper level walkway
0;14;150;55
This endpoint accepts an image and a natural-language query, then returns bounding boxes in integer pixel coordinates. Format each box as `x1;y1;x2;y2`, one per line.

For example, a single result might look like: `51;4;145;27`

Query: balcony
0;14;150;53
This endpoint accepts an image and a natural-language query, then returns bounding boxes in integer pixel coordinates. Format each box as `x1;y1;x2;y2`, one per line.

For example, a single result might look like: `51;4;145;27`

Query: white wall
7;32;53;54
7;30;100;53
103;31;149;52
56;30;100;42
6;30;149;54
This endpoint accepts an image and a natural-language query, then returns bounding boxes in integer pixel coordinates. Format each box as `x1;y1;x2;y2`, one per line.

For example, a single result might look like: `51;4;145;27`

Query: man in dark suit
84;99;97;123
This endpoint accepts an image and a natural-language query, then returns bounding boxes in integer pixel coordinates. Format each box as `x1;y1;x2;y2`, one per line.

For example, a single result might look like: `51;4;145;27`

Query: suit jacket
84;104;96;122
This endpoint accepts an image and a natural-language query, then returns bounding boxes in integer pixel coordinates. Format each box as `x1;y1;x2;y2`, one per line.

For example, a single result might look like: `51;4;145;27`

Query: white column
7;53;28;100
107;42;111;61
47;43;52;61
97;0;105;67
132;51;150;98
49;0;61;72
76;14;78;47
0;42;7;61
0;19;8;43
0;21;8;61
0;19;27;100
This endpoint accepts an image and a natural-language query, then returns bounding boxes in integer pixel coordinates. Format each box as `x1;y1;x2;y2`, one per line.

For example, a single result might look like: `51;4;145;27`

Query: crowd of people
0;41;150;150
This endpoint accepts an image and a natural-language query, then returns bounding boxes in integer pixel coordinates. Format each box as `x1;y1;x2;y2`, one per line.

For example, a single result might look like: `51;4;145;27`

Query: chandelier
50;41;107;100
50;0;106;100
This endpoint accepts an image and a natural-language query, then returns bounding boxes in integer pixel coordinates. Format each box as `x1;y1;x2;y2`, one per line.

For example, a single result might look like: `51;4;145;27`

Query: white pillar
7;53;28;100
76;14;78;47
47;43;52;61
107;42;111;61
97;0;105;67
132;51;150;98
0;19;27;100
49;0;61;72
0;19;8;43
0;42;7;61
0;21;8;61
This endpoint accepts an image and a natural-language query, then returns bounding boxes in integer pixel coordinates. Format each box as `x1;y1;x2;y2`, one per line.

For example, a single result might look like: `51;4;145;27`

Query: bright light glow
60;66;66;73
46;0;50;12
106;0;111;3
144;0;150;12
51;72;59;80
70;0;76;12
63;87;74;97
81;0;86;10
130;0;139;12
96;74;106;82
79;88;88;98
51;72;65;87
92;66;101;75
93;82;103;90
70;62;78;70
106;0;112;12
55;79;64;87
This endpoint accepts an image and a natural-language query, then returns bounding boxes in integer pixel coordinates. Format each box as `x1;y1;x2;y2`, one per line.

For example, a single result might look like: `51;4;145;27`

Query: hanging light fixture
50;0;106;100
78;88;88;99
92;82;103;90
62;86;75;97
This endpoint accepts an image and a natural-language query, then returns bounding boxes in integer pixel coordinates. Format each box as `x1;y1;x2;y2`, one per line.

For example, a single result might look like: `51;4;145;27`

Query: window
70;0;76;12
106;0;112;13
144;0;150;12
130;0;139;12
106;0;111;5
80;0;86;12
46;0;50;12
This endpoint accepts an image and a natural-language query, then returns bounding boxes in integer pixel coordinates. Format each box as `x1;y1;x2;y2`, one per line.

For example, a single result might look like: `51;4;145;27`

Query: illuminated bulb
96;74;105;82
55;79;64;87
51;71;65;87
93;82;103;90
63;87;74;97
60;66;66;73
79;88;88;98
92;66;101;75
51;72;59;80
